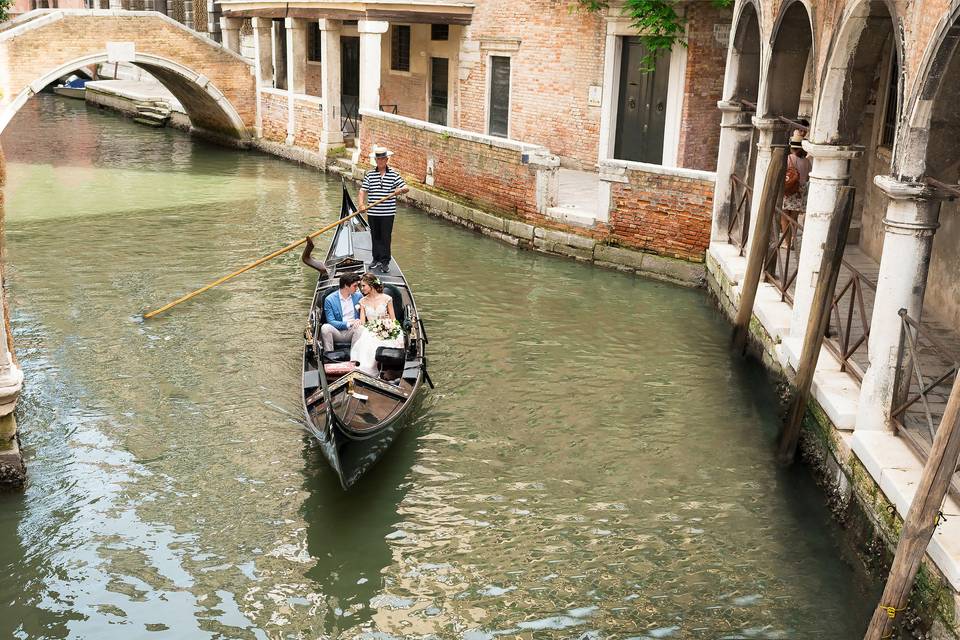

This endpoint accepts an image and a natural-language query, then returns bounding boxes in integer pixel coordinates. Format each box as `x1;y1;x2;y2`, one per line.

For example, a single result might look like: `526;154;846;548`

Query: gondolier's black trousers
369;215;394;267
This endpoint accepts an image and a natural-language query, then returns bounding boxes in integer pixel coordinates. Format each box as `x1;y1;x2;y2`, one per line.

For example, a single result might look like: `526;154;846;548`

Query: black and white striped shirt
360;168;407;217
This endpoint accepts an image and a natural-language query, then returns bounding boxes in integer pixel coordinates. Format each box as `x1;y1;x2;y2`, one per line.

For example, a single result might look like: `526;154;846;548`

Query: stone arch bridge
0;9;255;144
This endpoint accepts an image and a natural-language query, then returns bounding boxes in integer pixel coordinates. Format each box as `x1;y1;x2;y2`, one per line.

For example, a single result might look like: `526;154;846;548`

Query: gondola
301;183;431;489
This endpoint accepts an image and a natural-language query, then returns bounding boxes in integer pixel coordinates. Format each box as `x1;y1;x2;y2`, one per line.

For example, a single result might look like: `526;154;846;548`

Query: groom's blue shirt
323;289;363;331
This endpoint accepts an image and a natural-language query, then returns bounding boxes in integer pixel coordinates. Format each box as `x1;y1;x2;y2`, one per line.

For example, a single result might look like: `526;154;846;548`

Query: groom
320;273;363;352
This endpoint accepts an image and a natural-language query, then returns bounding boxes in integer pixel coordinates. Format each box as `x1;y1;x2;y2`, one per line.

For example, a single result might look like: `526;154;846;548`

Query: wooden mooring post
731;146;788;355
863;375;960;639
777;186;855;463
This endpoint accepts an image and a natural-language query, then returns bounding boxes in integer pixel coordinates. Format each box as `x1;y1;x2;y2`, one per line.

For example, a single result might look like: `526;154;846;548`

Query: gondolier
359;145;408;274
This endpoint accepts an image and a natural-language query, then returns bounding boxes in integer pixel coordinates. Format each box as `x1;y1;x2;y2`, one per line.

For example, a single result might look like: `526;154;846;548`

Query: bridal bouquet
365;316;401;340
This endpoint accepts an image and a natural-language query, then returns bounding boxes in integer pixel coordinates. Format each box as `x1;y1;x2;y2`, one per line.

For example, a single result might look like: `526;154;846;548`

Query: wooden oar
142;191;397;320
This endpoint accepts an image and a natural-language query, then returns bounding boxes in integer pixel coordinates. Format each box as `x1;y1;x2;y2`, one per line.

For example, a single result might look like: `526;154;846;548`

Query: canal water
0;94;877;639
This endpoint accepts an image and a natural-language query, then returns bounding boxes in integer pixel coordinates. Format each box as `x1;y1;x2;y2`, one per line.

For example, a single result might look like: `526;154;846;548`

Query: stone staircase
132;99;171;127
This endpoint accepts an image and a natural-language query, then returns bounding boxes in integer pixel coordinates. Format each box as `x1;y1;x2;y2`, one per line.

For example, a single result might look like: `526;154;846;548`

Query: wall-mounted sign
588;85;602;107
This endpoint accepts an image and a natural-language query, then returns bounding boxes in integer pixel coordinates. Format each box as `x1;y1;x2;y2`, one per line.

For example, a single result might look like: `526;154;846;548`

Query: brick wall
293;96;323;149
677;3;729;172
457;0;605;168
260;89;288;143
305;63;322;97
361;111;543;219
608;164;714;262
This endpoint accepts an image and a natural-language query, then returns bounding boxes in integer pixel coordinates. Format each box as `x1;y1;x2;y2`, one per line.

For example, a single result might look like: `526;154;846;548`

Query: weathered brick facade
360;112;542;219
676;2;729;172
457;0;605;168
609;167;713;262
259;89;288;143
292;95;323;149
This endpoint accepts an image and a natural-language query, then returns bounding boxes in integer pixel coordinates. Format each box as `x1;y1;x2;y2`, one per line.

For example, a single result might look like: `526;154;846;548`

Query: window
880;53;899;148
307;23;322;62
431;24;449;41
488;56;511;137
391;25;411;72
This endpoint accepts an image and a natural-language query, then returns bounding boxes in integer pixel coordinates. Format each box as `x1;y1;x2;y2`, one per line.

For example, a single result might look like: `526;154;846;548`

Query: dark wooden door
614;38;671;164
340;37;360;133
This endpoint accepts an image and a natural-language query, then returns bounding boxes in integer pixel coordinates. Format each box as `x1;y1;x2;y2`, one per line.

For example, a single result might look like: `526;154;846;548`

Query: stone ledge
599;158;717;183
399;185;703;286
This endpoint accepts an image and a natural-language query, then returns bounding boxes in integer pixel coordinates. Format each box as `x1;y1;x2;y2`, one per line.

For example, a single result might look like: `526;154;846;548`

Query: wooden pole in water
731;145;787;354
777;186;855;463
863;378;960;639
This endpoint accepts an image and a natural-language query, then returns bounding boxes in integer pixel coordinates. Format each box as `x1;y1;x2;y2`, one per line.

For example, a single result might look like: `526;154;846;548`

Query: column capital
751;116;786;132
285;17;306;29
251;16;272;30
317;18;341;31
802;141;863;161
717;99;745;113
220;16;241;29
873;174;940;201
358;19;389;34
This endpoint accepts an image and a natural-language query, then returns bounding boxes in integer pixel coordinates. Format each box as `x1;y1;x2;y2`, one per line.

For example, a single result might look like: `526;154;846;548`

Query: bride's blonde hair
361;272;384;293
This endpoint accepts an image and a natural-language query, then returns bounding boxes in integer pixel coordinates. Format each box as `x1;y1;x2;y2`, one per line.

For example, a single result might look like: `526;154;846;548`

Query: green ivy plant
0;0;11;23
577;0;733;70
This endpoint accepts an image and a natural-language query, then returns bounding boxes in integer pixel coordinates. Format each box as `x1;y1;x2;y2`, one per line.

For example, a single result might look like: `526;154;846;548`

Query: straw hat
369;145;394;162
789;131;805;148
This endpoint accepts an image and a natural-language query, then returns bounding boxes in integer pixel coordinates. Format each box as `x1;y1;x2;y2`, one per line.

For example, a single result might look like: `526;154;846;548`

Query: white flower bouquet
365;316;401;340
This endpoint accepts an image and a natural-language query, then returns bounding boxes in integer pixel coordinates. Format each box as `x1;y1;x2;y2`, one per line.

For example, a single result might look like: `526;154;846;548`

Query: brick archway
0;10;256;144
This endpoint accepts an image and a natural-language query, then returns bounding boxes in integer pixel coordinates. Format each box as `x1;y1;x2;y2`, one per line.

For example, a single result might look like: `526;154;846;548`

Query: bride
350;272;404;376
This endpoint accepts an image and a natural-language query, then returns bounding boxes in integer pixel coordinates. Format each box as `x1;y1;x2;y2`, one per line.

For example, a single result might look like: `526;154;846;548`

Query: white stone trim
598;158;716;182
359;107;545;154
661;38;687;168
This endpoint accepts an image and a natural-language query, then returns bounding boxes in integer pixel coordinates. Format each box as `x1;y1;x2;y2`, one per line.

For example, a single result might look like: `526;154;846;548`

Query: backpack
784;163;800;197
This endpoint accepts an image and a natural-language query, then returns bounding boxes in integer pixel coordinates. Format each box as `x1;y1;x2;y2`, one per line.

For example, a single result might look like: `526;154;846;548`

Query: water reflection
0;94;879;639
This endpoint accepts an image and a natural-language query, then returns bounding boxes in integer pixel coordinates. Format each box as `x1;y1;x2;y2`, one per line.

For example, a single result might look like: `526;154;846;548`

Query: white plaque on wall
588;85;602;107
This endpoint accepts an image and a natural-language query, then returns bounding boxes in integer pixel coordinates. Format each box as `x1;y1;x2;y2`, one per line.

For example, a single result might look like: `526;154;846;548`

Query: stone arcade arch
762;0;814;120
0;10;256;144
710;0;764;244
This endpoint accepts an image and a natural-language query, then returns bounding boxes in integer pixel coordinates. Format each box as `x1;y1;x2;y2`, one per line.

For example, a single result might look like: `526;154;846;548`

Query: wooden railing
728;174;752;255
822;259;875;381
891;309;960;496
762;204;802;303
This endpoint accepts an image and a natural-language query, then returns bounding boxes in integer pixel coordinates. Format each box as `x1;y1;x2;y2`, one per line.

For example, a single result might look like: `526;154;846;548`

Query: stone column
745;117;785;256
788;142;863;338
206;0;222;42
252;17;273;84
319;19;344;155
710;101;755;243
220;17;242;55
286;18;307;95
855;176;943;430
252;17;273;138
285;18;307;145
358;20;388;113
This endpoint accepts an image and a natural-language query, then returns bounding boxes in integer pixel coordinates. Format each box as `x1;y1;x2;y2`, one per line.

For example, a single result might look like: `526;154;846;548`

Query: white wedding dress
350;301;404;376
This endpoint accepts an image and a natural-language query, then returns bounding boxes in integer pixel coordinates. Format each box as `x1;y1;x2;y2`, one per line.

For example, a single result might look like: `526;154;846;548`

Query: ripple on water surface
0;95;876;639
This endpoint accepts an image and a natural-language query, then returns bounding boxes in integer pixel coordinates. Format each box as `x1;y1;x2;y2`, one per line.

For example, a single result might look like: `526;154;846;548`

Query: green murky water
0;94;877;639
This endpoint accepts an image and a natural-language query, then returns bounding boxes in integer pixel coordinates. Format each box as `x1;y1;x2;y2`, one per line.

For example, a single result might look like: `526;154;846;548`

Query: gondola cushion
375;347;405;370
322;349;351;363
324;361;357;378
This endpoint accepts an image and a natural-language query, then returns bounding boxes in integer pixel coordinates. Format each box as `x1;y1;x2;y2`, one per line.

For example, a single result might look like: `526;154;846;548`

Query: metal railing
341;98;360;135
762;204;802;303
379;104;398;115
891;309;960;496
728;174;752;255
822;259;876;381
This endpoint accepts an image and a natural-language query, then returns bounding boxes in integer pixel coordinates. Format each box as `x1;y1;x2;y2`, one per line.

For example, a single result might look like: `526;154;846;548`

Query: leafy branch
0;0;11;23
576;0;733;70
